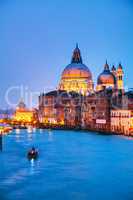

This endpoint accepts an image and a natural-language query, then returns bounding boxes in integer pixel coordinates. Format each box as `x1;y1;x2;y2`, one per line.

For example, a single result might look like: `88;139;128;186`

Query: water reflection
27;133;33;141
48;130;53;141
27;126;33;133
15;129;21;142
29;159;35;175
39;129;43;133
15;133;20;142
16;128;20;134
33;128;36;133
29;158;40;176
120;135;133;141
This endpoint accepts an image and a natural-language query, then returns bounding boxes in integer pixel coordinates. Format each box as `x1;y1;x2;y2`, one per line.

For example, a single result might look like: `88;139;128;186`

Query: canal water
0;129;133;200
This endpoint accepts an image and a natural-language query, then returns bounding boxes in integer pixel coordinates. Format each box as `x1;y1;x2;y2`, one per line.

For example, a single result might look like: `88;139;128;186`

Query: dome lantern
71;43;83;64
104;60;110;71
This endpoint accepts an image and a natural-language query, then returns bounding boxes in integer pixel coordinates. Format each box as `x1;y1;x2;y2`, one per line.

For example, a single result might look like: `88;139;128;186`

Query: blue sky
0;0;133;108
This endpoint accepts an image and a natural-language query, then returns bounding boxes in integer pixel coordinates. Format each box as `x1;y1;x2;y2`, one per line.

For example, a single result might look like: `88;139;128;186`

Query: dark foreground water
1;129;133;200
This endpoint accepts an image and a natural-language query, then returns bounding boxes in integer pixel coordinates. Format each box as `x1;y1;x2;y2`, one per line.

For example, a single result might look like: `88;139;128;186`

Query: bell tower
116;63;124;90
111;65;116;77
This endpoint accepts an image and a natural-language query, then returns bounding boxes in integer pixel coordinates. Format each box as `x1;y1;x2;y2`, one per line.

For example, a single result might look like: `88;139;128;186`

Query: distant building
0;109;14;122
13;100;37;125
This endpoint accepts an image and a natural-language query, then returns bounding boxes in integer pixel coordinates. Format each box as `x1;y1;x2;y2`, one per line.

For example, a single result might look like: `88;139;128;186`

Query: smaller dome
97;71;116;85
97;61;116;85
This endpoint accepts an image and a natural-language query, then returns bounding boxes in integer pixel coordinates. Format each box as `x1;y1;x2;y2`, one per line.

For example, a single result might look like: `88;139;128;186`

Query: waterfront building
13;100;37;125
39;91;64;125
0;109;14;123
110;91;133;135
39;90;82;127
81;91;111;132
111;109;133;135
122;90;133;110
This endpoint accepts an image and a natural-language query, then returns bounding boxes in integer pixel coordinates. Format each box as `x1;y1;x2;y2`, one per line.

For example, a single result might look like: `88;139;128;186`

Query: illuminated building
111;110;133;136
13;100;37;124
59;44;94;95
39;90;82;127
0;124;12;134
96;61;124;92
39;91;62;125
81;91;111;131
115;63;124;90
38;45;127;133
122;91;133;110
0;109;14;124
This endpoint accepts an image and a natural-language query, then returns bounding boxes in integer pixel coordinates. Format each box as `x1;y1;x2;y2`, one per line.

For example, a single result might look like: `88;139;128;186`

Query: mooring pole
0;133;2;151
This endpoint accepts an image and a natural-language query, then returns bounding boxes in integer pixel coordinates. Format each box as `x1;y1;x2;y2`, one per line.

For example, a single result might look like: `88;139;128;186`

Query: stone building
122;91;133;110
111;90;133;135
81;91;111;132
39;90;82;128
111;109;133;136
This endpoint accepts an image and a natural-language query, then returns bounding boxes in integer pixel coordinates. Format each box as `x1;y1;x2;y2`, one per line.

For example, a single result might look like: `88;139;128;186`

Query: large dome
59;44;94;94
62;63;92;79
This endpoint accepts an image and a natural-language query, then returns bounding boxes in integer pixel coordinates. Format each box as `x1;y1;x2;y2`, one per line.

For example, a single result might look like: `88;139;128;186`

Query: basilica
38;45;127;133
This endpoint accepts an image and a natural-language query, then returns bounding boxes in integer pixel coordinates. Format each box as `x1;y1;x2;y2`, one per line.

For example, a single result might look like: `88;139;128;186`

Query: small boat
27;147;38;160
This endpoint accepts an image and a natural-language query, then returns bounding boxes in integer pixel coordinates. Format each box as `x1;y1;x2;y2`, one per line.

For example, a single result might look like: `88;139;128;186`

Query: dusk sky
0;0;133;108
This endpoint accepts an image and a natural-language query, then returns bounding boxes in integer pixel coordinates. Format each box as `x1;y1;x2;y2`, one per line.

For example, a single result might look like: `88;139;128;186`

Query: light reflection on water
29;159;38;175
1;130;133;200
